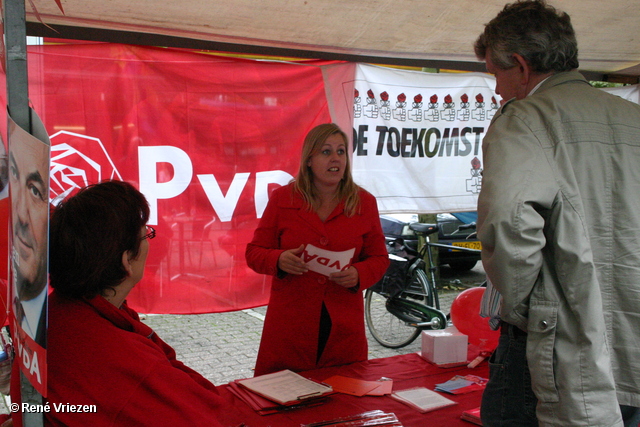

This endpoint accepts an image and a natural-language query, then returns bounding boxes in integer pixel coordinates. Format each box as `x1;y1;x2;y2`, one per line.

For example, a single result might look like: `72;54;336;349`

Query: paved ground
142;263;487;386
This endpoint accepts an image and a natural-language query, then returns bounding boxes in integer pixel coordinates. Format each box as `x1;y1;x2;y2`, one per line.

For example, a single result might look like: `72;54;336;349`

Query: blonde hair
293;123;361;217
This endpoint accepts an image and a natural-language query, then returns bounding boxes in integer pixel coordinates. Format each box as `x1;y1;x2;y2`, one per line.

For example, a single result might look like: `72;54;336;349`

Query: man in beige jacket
475;1;640;426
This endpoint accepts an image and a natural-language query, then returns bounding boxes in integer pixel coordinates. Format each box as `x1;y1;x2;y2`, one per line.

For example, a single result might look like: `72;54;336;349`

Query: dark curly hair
474;0;579;73
49;180;150;299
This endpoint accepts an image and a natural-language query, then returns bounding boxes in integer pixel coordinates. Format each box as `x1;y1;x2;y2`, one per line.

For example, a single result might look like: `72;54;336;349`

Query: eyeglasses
142;226;156;240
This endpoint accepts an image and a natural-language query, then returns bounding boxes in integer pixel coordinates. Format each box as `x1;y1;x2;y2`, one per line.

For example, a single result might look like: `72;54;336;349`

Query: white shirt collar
20;287;47;339
528;75;552;96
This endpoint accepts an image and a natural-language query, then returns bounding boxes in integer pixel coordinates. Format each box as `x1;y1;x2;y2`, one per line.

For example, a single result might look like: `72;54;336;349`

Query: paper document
391;387;457;413
302;410;402;427
303;244;355;277
237;369;333;406
323;375;391;397
461;406;483;425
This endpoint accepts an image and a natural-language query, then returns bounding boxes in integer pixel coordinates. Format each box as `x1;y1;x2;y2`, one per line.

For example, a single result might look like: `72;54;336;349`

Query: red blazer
246;184;389;375
11;291;226;427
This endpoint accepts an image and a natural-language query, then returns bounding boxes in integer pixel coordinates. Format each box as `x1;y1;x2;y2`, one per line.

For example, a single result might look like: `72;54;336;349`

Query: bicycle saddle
408;223;439;236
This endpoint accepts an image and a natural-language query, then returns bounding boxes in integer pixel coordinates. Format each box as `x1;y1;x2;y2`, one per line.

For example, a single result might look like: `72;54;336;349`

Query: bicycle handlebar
388;220;481;268
388;236;481;258
457;222;476;231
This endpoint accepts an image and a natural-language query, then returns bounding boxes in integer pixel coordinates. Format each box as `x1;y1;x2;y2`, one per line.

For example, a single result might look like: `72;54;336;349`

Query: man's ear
122;251;133;277
512;53;532;86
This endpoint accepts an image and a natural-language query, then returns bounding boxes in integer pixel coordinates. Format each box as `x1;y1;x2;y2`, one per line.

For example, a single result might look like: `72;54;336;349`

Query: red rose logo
49;131;122;204
471;157;481;170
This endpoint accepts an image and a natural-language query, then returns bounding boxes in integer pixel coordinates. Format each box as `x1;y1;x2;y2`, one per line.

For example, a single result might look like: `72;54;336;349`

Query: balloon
450;287;499;351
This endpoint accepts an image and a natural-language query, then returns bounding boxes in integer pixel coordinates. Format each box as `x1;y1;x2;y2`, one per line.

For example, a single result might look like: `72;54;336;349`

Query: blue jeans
621;405;640;427
481;322;538;427
482;323;637;426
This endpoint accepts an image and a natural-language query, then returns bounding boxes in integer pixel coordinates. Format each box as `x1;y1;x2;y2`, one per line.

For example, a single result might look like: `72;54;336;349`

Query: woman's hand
330;266;359;289
277;244;309;275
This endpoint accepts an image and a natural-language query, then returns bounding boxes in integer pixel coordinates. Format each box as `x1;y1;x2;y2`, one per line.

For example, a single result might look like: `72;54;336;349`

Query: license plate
451;241;482;251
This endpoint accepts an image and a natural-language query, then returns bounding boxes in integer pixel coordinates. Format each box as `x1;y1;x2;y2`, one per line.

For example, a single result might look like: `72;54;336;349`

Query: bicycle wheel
364;268;432;348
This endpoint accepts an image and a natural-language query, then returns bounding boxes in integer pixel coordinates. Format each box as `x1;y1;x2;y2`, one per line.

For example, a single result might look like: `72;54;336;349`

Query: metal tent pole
4;0;30;132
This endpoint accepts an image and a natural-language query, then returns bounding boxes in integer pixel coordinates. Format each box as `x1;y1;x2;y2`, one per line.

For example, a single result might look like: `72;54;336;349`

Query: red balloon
450;287;499;351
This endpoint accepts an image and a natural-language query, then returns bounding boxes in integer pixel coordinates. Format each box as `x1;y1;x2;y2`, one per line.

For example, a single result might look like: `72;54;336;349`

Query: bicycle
364;221;481;348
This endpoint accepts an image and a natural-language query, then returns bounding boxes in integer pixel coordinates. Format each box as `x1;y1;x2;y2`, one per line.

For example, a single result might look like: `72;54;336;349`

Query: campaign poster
9;111;50;396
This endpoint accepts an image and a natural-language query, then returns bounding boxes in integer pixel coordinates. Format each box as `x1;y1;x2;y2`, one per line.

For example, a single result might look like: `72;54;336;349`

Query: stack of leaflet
322;375;393;397
230;369;334;415
390;387;457;413
435;375;488;395
301;410;403;426
460;406;482;425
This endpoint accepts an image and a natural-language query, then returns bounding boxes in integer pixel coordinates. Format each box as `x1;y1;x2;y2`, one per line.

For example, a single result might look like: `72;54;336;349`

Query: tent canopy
25;0;640;82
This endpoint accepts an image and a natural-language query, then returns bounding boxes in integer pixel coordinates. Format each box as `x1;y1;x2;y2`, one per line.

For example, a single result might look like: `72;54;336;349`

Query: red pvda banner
26;42;342;314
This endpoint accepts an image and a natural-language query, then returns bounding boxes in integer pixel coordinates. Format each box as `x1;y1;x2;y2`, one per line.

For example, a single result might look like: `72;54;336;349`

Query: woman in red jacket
10;180;226;427
246;123;389;376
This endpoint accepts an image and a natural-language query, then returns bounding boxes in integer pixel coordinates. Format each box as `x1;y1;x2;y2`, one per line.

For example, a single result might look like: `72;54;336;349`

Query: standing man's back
475;1;640;426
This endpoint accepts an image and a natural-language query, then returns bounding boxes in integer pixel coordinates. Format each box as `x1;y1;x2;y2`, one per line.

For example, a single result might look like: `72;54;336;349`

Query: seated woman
12;180;226;426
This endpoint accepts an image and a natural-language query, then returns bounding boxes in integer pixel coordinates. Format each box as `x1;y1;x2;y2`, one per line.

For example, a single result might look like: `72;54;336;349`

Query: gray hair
474;0;579;73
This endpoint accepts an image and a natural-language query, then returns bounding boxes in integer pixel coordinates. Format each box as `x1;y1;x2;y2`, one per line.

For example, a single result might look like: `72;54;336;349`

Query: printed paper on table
391;387;457;413
237;369;333;406
323;375;391;397
461;406;483;425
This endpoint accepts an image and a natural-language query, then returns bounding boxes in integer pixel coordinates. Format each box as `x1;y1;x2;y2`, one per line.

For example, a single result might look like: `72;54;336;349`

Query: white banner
601;84;640;104
351;64;498;214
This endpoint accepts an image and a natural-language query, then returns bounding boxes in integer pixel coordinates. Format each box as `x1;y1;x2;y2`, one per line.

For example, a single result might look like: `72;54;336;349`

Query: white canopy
25;0;640;80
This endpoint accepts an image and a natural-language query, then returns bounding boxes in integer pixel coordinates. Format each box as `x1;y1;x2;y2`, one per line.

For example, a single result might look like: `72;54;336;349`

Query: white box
420;327;468;365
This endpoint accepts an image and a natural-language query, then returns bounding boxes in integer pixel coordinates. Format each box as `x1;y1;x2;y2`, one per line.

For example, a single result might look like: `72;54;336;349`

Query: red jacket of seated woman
10;291;226;427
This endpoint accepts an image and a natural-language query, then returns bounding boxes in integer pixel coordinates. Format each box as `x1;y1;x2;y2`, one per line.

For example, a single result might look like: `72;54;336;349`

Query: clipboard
236;369;333;406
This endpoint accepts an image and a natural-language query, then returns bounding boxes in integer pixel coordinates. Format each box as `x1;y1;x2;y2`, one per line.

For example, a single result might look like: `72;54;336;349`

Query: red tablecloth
215;352;488;426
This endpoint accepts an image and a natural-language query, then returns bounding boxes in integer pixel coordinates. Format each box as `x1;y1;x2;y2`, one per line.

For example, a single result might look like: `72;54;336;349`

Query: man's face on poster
10;141;49;301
